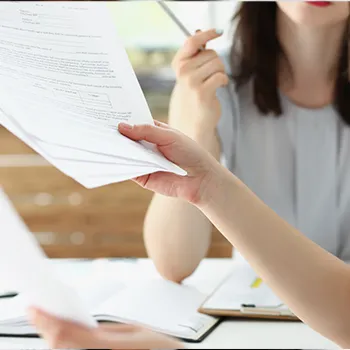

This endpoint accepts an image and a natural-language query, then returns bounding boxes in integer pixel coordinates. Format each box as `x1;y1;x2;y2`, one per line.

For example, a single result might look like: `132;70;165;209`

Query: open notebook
0;278;219;342
0;188;218;342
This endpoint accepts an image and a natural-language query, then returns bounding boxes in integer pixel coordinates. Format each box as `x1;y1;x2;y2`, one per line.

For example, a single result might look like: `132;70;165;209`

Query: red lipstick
305;1;332;7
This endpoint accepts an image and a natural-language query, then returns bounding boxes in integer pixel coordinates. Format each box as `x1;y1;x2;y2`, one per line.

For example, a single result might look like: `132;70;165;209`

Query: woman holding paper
144;1;350;282
30;120;350;348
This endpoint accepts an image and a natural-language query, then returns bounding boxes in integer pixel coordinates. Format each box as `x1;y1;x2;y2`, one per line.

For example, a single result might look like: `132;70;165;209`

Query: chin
277;1;349;28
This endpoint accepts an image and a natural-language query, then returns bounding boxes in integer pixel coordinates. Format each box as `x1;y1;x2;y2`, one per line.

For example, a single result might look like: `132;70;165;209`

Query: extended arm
199;164;350;348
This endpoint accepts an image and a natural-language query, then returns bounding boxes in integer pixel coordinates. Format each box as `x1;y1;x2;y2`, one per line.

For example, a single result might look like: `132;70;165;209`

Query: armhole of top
216;78;239;171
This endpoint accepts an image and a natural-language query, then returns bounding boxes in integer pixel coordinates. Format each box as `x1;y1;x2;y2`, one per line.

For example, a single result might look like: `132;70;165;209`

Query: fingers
172;28;223;64
153;120;170;129
171;32;227;100
118;123;177;146
174;49;218;77
202;72;230;95
28;308;184;350
101;326;184;350
99;322;142;333
185;57;226;88
195;29;206;49
28;307;98;349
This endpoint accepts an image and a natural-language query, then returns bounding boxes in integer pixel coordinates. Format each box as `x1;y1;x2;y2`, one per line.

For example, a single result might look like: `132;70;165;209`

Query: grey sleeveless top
217;56;350;261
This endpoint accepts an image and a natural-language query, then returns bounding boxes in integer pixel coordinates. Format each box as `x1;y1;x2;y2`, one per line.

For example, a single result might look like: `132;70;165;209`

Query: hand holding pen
156;0;229;143
157;0;219;51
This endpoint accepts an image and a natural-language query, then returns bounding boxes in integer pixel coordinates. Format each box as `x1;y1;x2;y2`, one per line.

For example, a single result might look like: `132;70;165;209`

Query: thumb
118;123;177;147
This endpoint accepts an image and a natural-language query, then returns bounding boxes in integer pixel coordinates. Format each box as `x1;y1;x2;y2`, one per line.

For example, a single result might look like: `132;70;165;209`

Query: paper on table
202;265;284;310
0;188;96;327
0;2;185;185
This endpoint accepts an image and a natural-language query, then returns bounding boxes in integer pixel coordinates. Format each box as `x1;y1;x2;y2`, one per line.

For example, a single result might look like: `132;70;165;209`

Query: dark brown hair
230;2;350;125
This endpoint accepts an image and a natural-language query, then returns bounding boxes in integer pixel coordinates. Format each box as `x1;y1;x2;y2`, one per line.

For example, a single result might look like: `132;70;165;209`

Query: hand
119;121;220;205
169;29;229;142
28;307;183;349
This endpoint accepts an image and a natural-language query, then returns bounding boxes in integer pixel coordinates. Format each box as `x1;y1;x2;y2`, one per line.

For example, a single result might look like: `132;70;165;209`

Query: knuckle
205;49;217;59
185;36;200;51
213;57;224;69
211;73;225;87
218;72;229;84
141;124;152;133
176;63;188;78
54;324;68;343
223;74;229;85
49;335;63;349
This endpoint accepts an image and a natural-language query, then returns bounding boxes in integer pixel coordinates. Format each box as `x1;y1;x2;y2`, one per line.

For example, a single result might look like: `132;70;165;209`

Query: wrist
195;159;232;210
192;132;217;151
179;125;217;151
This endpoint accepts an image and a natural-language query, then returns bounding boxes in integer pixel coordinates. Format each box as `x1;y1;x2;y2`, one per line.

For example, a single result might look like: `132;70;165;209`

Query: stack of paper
0;2;185;188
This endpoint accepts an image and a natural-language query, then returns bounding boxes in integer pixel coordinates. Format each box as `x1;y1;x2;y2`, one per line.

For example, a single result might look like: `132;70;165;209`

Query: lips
305;1;332;7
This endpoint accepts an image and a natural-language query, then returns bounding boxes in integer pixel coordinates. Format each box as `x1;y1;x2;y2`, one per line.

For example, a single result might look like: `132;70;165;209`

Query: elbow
155;263;195;284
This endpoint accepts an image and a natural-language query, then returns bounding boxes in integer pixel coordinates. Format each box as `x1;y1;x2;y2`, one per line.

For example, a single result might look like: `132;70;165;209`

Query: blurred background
112;1;236;116
0;1;237;259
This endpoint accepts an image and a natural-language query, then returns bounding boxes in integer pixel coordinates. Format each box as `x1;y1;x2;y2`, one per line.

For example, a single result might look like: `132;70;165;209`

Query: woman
30;120;350;348
144;1;350;282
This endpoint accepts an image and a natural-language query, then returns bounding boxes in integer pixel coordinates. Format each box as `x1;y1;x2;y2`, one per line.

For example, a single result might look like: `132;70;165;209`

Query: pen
156;1;206;52
156;1;193;38
0;291;17;299
157;0;234;81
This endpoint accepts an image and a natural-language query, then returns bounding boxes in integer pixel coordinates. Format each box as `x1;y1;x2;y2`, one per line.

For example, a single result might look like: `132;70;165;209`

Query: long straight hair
230;2;350;125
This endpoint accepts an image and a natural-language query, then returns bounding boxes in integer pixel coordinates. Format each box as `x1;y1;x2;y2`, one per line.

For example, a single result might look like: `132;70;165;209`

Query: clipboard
198;303;299;321
197;267;299;321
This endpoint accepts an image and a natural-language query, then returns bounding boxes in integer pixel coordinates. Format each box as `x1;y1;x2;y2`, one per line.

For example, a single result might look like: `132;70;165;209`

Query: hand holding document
0;2;186;188
0;189;218;341
0;188;96;328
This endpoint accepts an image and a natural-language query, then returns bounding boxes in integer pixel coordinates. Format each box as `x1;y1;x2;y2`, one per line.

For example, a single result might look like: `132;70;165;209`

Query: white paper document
0;189;218;341
0;188;96;328
0;2;186;188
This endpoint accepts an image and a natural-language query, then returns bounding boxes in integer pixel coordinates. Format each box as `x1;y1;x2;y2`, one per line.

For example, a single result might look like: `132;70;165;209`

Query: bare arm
144;30;228;282
144;85;221;282
119;117;350;347
199;163;350;347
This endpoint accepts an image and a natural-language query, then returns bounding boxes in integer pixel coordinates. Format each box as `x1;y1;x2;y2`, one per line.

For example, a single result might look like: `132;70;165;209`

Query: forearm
199;163;350;347
144;195;212;282
145;96;220;282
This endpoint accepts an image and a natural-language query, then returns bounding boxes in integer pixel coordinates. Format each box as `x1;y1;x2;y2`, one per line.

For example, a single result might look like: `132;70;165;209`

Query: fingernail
215;29;224;35
119;123;133;130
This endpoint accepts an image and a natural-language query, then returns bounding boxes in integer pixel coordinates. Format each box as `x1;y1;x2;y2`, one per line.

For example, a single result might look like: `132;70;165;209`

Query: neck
277;11;346;88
